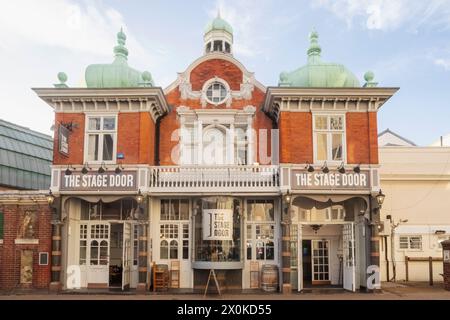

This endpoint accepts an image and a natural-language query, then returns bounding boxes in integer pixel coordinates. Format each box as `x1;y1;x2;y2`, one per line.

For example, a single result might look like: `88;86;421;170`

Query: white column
197;120;203;165
228;124;235;165
247;116;254;165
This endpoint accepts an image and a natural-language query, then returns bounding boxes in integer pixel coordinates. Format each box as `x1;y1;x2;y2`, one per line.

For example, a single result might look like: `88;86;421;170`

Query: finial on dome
139;71;154;87
217;9;221;19
54;72;68;88
363;71;378;87
114;27;129;60
307;28;322;63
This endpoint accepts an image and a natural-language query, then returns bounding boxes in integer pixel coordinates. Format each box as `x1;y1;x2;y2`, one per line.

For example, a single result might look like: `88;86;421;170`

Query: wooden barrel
261;264;278;292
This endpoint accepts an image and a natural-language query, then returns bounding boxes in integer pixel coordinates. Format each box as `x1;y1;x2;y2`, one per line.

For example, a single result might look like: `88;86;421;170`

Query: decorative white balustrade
149;165;279;193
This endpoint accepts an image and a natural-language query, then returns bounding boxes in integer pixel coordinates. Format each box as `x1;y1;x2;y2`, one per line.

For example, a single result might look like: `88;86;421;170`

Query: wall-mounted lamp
81;162;92;175
305;163;315;172
46;190;55;206
115;163;124;174
321;161;329;174
376;189;386;207
136;189;144;205
284;190;291;203
310;224;323;234
65;164;75;176
98;162;107;174
353;164;361;173
337;162;346;174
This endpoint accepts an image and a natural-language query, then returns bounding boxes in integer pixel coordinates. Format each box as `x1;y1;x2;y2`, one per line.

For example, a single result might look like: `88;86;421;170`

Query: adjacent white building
378;130;450;282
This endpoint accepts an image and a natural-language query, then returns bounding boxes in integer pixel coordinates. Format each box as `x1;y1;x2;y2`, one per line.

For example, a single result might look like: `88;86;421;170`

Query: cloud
312;0;450;31
434;58;450;70
209;0;297;58
0;0;154;65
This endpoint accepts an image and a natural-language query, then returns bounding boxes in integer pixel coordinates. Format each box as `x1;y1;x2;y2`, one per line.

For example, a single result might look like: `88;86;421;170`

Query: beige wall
379;147;450;282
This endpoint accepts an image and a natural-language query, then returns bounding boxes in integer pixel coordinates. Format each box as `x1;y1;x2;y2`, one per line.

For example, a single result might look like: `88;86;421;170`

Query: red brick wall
346;112;378;164
190;59;243;91
139;113;155;165
117;113;140;164
53;113;85;165
279;112;313;164
0;203;52;290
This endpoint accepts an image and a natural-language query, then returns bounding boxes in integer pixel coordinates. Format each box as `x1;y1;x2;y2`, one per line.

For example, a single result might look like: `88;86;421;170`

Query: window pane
170;240;178;259
256;241;264;260
332;134;343;161
182;240;189;260
315;116;327;130
160;240;168;259
265;201;274;221
330;116;343;130
102;134;114;161
180;200;189;220
316;133;327;161
88;134;99;161
247;240;252;260
103;117;116;130
89;117;101;130
161;200;170;220
90;240;98;265
171;200;180;220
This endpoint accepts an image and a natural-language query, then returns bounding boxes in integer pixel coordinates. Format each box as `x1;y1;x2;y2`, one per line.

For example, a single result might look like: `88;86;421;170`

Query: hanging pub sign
202;209;233;241
291;169;370;190
58;125;69;156
60;171;138;191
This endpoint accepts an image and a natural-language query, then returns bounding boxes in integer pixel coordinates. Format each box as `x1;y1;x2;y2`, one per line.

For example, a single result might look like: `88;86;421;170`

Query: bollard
442;240;450;291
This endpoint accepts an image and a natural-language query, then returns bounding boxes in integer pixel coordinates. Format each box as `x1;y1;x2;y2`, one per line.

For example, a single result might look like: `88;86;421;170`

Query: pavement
1;282;449;300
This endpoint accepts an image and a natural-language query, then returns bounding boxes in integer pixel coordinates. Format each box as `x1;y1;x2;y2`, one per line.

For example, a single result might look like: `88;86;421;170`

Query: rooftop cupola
204;11;233;55
279;29;360;88
84;28;154;88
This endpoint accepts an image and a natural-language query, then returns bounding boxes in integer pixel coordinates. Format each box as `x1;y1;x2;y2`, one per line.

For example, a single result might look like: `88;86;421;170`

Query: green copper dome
85;28;153;88
279;30;360;88
205;12;233;35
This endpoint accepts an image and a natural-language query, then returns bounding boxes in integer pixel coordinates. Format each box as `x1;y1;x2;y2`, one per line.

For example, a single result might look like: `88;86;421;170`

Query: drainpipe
154;109;170;166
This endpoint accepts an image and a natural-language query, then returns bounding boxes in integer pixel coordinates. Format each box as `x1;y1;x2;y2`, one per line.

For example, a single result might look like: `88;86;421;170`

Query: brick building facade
0;193;52;291
28;15;397;293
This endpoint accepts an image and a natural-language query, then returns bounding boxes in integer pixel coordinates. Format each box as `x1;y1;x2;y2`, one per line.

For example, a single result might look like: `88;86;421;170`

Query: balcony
149;165;279;193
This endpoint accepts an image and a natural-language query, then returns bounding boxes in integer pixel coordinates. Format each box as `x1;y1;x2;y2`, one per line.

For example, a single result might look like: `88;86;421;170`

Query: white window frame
398;235;423;251
245;199;276;262
179;122;249;165
84;114;118;164
202;78;231;106
313;113;346;165
159;199;190;261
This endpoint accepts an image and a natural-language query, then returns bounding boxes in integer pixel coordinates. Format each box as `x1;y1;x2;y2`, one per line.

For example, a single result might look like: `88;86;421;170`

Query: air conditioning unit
377;220;391;236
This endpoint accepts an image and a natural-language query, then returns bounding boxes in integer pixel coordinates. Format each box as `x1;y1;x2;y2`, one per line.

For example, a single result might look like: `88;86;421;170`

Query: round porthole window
205;81;228;104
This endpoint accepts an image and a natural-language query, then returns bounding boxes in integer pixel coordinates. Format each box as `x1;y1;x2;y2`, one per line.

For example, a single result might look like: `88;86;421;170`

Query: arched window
90;240;99;265
160;240;168;259
99;240;108;265
203;127;226;165
170;240;178;259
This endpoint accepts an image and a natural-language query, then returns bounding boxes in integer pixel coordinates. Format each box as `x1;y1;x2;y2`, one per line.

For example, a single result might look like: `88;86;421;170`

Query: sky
0;0;449;146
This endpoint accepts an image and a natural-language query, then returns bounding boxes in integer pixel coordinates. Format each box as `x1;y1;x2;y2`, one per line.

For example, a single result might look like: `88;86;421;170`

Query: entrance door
311;240;330;285
342;223;355;292
122;222;132;290
87;223;110;287
297;225;303;291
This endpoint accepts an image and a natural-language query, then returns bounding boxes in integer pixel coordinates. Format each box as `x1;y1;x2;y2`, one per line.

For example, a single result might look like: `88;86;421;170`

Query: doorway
302;239;331;287
109;224;123;287
302;240;312;287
